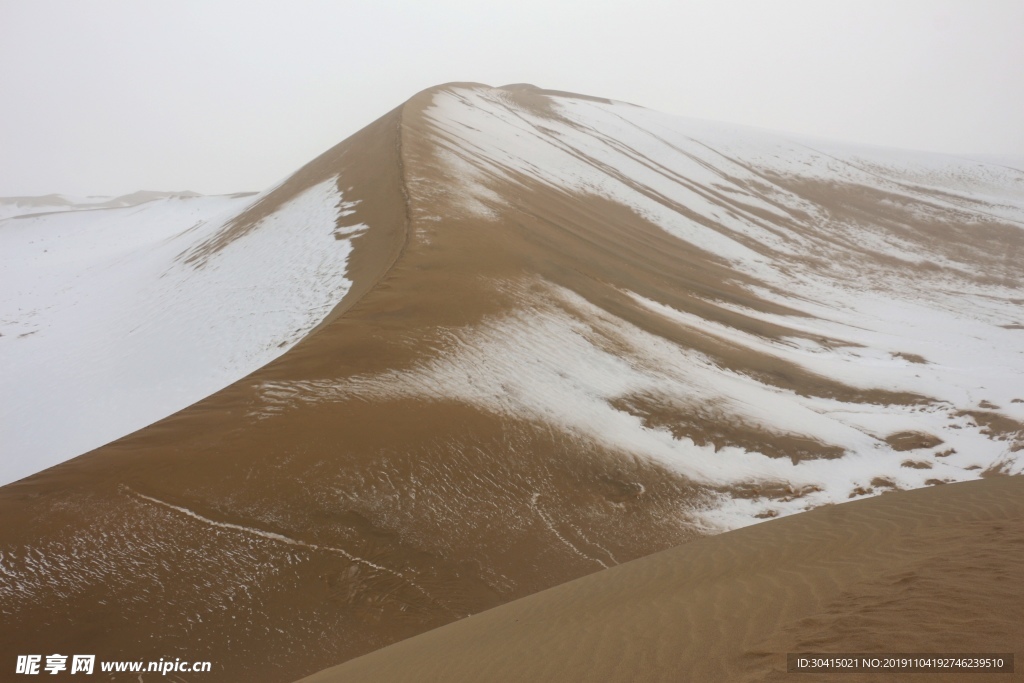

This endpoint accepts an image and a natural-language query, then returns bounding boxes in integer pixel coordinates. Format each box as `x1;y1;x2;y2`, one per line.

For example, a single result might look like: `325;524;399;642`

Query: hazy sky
2;0;1022;197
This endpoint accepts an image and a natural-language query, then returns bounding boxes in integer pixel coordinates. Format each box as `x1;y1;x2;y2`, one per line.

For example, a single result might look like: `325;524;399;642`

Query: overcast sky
2;0;1022;197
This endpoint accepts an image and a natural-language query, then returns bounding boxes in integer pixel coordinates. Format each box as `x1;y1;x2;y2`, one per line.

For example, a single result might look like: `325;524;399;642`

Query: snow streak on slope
257;277;1023;529
425;88;1024;528
0;180;365;485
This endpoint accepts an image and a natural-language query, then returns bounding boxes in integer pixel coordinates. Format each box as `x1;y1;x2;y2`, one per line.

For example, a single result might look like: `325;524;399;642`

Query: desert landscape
2;82;1022;681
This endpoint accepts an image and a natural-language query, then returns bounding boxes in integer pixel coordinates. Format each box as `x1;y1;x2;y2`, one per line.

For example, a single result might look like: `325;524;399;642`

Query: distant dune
0;189;208;220
299;475;1024;682
1;83;1021;682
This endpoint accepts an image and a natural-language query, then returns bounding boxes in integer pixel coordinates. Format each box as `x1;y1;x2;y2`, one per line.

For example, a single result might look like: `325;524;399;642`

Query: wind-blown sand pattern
299;475;1024;683
1;83;1022;682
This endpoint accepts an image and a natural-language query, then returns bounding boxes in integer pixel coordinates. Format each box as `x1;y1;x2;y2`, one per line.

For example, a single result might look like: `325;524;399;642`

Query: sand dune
0;181;366;485
300;475;1024;683
1;83;1021;682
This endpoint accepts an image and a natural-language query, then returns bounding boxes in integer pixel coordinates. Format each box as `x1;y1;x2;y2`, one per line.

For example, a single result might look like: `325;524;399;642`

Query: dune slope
299;475;1024;683
0;153;381;485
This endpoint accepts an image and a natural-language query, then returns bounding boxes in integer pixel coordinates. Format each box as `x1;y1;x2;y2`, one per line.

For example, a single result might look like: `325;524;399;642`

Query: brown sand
300;475;1024;683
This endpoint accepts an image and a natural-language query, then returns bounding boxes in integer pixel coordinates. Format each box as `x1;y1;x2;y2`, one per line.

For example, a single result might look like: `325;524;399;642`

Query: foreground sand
300;475;1024;683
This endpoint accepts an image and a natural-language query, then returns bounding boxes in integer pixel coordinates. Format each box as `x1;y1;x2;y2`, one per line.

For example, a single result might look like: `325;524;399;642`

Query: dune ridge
0;103;413;485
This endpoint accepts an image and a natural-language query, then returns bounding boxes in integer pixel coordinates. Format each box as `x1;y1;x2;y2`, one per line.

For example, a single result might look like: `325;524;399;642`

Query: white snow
423;87;1024;287
0;179;366;485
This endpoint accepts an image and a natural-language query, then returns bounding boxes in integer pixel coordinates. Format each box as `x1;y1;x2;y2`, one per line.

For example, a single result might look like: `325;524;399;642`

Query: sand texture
301;475;1024;683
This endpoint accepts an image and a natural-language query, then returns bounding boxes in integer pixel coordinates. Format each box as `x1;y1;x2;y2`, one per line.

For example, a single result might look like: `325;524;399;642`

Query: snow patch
0;179;365;485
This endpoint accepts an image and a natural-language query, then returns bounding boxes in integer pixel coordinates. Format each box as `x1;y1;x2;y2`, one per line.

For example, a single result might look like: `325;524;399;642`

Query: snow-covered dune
1;84;1022;683
0;180;366;485
263;83;1024;527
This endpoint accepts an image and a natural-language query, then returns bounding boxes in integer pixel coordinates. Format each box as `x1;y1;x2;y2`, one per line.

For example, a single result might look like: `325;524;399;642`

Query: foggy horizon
2;0;1022;197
